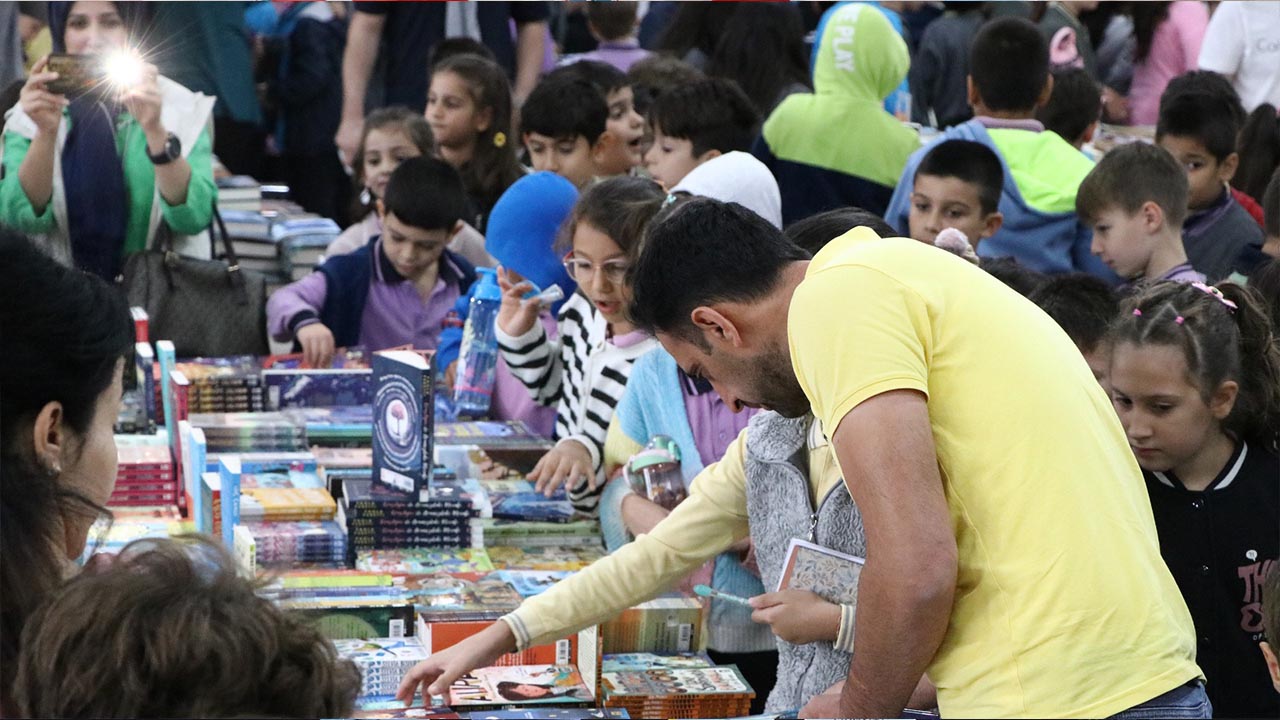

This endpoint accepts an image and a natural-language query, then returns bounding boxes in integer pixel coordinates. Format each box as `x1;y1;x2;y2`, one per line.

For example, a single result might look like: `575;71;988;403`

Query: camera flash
104;49;144;89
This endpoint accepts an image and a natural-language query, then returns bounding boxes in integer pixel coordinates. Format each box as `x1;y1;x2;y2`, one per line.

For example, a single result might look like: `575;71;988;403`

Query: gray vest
744;412;867;714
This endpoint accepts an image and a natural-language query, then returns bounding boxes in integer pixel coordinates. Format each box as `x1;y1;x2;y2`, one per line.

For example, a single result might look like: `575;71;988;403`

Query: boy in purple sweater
267;157;476;367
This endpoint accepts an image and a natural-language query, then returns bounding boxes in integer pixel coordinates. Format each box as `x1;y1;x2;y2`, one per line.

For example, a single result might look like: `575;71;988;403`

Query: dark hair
1234;104;1280;203
784;207;897;255
1076;142;1189;227
561;176;666;257
1248;258;1280;339
648;78;760;157
13;536;360;717
627;55;704;117
981;257;1047;297
0;230;133;703
1157;71;1246;162
586;1;639;41
657;3;740;60
1114;282;1280;450
431;55;524;212
521;76;608;145
381;157;469;232
915;140;1005;215
428;37;496;72
350;106;434;219
705;3;811;117
1037;67;1101;146
1028;274;1120;354
1264;563;1280;653
969;17;1050;113
1132;1;1173;62
548;60;628;97
1265;167;1280;238
629;198;808;341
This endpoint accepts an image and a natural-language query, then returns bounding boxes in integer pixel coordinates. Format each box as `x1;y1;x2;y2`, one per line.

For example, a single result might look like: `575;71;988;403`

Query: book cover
600;665;753;698
352;698;462;719
435;421;551;448
182;424;206;528
600;652;714;674
372;351;435;498
355;548;495;575
410;574;522;622
776;538;864;606
218;457;242;548
333;637;431;699
447;665;592;708
132;342;157;434
486;546;604;573
130;306;149;343
495;570;573;598
201;471;221;539
264;368;373;410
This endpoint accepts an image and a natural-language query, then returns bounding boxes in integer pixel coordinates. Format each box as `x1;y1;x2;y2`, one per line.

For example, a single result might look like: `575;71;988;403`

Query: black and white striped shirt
496;292;657;515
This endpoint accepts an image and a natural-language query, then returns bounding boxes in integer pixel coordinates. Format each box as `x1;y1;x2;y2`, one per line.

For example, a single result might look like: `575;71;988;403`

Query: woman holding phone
0;1;216;280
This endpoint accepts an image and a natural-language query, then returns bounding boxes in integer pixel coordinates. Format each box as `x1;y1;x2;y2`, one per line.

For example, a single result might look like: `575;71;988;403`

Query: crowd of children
3;2;1280;718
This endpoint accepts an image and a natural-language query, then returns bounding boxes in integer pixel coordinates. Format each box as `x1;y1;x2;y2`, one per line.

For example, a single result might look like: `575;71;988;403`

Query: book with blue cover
372;351;435;498
264;368;373;410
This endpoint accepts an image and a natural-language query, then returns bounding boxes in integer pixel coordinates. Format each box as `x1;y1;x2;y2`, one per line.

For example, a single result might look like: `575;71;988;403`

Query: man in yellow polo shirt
619;199;1202;718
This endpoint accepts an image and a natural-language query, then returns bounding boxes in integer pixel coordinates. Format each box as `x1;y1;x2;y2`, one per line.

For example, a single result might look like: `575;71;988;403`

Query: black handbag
121;208;269;358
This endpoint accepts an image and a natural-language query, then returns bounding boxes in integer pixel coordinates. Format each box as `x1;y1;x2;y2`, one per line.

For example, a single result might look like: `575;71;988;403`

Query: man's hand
528;439;593;497
749;589;841;646
396;621;517;704
296;323;335;369
800;680;844;719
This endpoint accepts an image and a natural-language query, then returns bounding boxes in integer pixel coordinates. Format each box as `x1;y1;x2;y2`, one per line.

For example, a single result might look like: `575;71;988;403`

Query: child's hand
748;589;841;645
396;621;516;705
495;267;541;338
296;323;335;368
528;439;594;497
443;361;458;393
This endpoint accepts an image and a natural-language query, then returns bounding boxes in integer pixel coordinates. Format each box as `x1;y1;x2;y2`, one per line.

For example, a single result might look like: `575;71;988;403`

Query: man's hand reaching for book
396;621;518;705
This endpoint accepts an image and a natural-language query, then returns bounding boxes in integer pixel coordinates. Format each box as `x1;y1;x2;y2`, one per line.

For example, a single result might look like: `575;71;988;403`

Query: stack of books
339;479;478;565
482;480;574;523
333;637;431;702
599;665;754;719
478;519;602;548
264;571;416;640
176;357;266;413
407;573;523;623
354;547;496;575
263;367;373;411
111;435;177;507
216;175;263;213
78;506;191;563
600;595;704;655
191;411;307;453
245;520;346;567
486;545;605;572
274;216;342;280
285;406;373;447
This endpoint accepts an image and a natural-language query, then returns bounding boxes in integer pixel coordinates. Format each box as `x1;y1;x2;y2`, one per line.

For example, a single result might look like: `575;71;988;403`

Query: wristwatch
147;132;181;165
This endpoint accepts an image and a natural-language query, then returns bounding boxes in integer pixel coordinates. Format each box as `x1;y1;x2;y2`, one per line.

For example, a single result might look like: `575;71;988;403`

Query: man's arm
512;20;548;109
335;9;386;166
824;389;956;719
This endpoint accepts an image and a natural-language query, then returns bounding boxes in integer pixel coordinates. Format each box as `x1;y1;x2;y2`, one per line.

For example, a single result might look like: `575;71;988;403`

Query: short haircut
428;36;496;72
1076;142;1189;227
1264;563;1280;653
521;75;608;146
13;537;360;718
1028;274;1120;353
915;140;1005;215
1263;166;1280;238
586;1;639;41
784;207;897;255
627;55;704;116
1157;71;1246;162
647;77;760;157
629;198;808;341
969;17;1050;113
548;59;628;97
1038;67;1101;145
981;257;1047;297
382;156;468;231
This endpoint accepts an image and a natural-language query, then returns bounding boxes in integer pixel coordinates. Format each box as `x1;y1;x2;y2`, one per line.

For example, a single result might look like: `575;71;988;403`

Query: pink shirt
1129;1;1209;126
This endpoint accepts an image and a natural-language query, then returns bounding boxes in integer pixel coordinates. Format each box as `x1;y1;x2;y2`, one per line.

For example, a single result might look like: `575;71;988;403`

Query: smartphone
45;54;103;97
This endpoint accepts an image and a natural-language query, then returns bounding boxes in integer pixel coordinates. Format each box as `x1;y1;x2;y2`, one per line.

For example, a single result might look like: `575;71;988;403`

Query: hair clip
1132;308;1143;317
1175;315;1185;325
663;193;679;208
1190;281;1238;312
492;131;506;148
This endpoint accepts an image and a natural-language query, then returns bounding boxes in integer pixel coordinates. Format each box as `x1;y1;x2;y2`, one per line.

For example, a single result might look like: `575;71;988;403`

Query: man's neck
1144;230;1190;280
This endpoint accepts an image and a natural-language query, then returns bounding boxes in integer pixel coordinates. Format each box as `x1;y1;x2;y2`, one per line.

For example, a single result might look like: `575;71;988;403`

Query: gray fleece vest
744;412;867;714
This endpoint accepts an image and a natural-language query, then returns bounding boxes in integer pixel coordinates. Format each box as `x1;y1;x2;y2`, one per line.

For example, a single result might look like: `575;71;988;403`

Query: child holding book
1110;281;1280;718
495;177;664;516
267;157;476;368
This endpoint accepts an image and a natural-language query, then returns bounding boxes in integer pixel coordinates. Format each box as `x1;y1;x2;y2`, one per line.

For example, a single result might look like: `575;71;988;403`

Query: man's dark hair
1157;71;1246;162
1076;142;1189;227
626;55;704;117
784;207;896;255
1028;274;1121;353
1037;67;1101;146
521;76;608;146
548;59;628;97
587;1;639;41
382;156;468;231
969;17;1050;113
630;198;808;342
428;37;496;72
647;77;760;157
981;257;1047;297
915;140;1005;216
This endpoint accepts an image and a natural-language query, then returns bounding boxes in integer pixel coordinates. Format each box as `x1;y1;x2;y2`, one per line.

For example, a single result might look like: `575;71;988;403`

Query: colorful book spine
168;371;190;511
184;425;206;526
130;307;149;343
134;342;157;434
218;456;242;548
156;341;176;434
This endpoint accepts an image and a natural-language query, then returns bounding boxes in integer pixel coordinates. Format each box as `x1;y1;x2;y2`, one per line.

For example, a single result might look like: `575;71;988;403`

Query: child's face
524;132;598;189
908;174;1002;247
379;211;454;282
1109;341;1236;474
426;71;491;150
362;128;423;201
597;86;646;176
643;125;710;191
1157;134;1236;211
1088;205;1156;280
568;221;632;327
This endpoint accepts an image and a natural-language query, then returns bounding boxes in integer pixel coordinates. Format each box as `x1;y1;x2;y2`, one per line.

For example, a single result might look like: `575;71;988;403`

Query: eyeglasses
563;255;629;285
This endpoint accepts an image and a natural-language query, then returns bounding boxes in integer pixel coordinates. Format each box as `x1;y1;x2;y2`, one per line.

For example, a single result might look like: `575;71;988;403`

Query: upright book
371;350;435;498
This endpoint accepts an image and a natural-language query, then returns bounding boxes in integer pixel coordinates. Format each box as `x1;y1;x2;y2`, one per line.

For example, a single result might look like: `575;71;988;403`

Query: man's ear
1220;151;1240;183
689;306;742;348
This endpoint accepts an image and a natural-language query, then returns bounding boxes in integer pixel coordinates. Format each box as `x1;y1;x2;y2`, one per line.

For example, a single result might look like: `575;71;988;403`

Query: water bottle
624;435;687;510
453;268;502;418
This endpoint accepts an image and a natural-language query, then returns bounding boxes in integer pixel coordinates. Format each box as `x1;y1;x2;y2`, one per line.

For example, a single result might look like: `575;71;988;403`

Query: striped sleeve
496;319;564;408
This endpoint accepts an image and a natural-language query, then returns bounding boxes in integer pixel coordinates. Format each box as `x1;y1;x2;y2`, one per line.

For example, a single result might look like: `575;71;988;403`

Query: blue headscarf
48;1;146;279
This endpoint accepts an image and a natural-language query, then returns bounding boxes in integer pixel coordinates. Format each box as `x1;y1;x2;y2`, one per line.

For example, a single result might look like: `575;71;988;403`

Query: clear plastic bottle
452;268;503;418
624;435;687;510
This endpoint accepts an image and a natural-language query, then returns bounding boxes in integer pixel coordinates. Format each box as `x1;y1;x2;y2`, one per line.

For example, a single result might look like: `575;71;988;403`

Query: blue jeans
1107;681;1212;719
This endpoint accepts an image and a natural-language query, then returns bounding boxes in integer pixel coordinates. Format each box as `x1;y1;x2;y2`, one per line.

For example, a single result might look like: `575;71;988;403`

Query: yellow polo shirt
787;228;1200;718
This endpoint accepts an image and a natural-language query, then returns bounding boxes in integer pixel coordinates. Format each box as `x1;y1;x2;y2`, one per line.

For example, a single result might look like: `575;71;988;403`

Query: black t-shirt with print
1144;441;1280;719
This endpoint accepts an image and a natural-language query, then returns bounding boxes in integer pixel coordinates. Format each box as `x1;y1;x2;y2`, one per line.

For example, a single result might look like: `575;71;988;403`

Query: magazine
447;665;592;708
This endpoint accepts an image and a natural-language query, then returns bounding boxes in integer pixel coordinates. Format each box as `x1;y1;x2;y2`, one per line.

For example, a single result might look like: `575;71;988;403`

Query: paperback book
447;665;592;709
372;350;435;498
776;538;864;606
